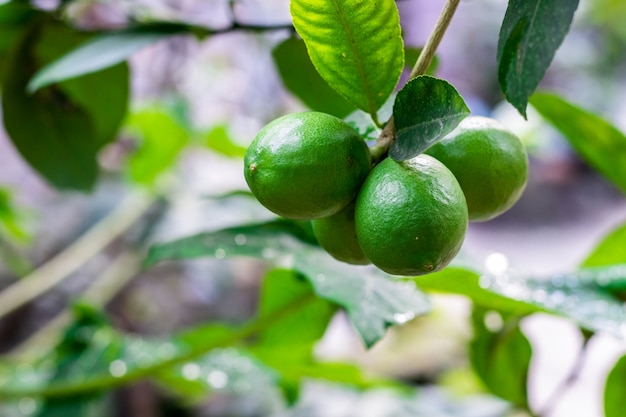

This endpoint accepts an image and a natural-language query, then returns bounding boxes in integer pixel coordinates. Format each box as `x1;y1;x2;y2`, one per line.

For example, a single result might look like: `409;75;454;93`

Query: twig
0;190;154;320
408;0;460;80
0;237;33;277
9;251;143;359
534;335;592;417
371;0;461;162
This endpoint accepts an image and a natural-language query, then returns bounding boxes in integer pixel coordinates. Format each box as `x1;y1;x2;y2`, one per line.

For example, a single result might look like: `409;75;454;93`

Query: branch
371;0;461;163
0;190;154;320
8;251;143;359
0;292;316;399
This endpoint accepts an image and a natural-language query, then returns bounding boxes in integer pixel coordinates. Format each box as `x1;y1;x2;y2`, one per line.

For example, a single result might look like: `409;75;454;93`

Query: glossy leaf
604;354;626;417
1;20;129;191
146;221;431;347
531;92;626;194
258;269;336;351
254;347;395;392
0;280;381;402
470;308;531;407
414;267;541;315
272;37;355;118
294;248;431;347
390;76;470;161
28;23;188;92
417;264;626;338
0;310;253;399
155;347;279;404
583;222;626;267
125;107;189;185
159;345;391;406
290;0;404;118
480;265;626;338
145;219;317;267
497;0;579;117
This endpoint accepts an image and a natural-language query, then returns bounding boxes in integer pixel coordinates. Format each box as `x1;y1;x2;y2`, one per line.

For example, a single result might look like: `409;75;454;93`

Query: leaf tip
25;76;44;94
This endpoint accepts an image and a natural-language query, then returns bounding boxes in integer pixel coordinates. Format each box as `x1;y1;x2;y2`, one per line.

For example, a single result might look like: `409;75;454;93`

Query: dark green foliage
497;0;579;117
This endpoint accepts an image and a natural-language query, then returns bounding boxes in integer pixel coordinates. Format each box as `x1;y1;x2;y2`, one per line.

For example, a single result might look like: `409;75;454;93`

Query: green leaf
480;265;626;338
272;37;356;118
146;221;431;348
530;92;626;194
344;109;382;141
253;348;396;392
390;76;470;161
0;278;380;403
418;264;626;338
1;19;129;191
0;2;39;83
470;308;531;407
293;248;431;348
34;304;115;416
27;23;187;92
254;268;334;403
0;308;247;399
497;0;579;117
145;219;317;267
204;125;247;158
154;347;280;404
404;47;438;75
35;397;111;417
125;107;189;185
290;0;404;118
414;267;540;315
604;354;626;417
0;187;29;242
258;269;335;350
583;222;626;267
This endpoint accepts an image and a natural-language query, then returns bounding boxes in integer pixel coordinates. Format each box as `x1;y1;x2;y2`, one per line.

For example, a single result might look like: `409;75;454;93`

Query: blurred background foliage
0;0;625;416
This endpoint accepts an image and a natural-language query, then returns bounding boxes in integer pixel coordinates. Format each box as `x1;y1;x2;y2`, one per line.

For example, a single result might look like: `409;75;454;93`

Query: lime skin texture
425;116;529;222
244;112;371;220
355;155;468;276
312;200;370;265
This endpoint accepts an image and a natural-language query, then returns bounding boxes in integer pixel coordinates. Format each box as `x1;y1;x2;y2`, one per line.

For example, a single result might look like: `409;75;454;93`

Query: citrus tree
1;0;626;416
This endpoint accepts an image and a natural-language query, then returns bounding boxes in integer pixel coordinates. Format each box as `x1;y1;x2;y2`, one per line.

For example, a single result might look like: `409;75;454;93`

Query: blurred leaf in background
203;125;247;158
1;18;129;191
273;37;356;119
531;92;626;194
124;106;189;186
470;308;531;409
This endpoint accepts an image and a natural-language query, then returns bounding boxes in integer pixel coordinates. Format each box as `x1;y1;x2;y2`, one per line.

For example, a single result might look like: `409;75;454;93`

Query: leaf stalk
371;0;461;163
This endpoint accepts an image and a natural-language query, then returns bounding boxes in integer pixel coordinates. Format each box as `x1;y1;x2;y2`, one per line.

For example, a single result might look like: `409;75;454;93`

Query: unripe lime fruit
355;155;468;276
312;200;369;265
244;112;371;220
425;116;528;222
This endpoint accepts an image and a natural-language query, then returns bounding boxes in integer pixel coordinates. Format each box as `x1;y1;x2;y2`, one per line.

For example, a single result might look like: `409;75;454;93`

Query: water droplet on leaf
207;370;228;389
234;234;247;245
182;363;201;380
109;360;127;378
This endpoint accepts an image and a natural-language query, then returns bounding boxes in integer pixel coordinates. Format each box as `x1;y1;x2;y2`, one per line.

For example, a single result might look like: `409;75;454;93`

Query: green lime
355;155;468;276
425;116;528;222
312;200;370;265
244;112;371;220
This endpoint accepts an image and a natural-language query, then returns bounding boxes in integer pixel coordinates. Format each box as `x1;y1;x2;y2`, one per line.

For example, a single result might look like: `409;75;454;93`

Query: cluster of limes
244;112;528;276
